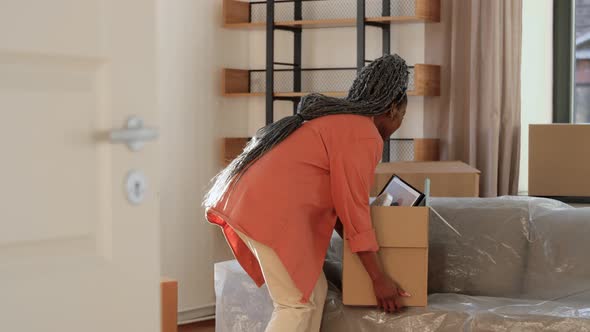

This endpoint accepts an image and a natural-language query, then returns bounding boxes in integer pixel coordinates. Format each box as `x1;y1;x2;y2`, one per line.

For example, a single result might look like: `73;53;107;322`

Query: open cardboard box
342;206;429;307
371;161;481;197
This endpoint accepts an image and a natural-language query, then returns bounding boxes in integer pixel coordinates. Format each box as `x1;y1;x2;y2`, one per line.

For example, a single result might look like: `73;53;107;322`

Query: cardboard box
343;206;429;307
371;161;480;197
529;124;590;197
161;277;178;332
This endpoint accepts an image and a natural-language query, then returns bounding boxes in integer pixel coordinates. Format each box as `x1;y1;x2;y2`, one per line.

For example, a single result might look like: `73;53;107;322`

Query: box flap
375;161;481;174
371;206;429;248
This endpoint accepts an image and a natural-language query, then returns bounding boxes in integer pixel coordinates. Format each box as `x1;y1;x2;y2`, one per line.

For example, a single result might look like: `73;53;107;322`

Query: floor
178;320;215;332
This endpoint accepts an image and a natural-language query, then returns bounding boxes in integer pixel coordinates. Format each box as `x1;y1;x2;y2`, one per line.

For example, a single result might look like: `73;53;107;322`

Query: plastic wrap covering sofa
215;197;590;331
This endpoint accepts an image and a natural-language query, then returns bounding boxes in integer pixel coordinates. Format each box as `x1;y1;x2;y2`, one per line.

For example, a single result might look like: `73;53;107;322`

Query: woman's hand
372;272;410;313
357;251;410;313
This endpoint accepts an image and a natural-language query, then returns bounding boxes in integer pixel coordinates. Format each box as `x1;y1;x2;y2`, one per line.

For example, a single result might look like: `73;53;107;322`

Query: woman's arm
327;138;408;311
357;251;409;313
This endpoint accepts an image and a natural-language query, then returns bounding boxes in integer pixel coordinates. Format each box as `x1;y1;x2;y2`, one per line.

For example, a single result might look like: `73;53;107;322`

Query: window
575;0;590;122
555;0;590;123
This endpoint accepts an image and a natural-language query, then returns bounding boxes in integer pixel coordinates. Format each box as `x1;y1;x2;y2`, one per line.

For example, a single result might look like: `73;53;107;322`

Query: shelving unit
221;0;441;163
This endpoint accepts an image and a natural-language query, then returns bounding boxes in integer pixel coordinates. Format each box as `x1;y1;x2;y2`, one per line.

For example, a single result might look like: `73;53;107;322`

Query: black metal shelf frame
358;0;392;161
264;0;406;161
266;0;302;122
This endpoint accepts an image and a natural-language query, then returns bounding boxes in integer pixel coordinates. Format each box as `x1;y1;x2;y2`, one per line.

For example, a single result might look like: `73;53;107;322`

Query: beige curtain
427;0;522;197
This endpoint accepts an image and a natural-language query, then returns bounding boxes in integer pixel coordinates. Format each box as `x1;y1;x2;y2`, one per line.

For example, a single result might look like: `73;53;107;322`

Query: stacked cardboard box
372;161;481;197
529;124;590;198
344;161;480;307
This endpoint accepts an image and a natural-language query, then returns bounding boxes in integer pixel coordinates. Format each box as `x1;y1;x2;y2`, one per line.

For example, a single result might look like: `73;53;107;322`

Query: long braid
204;54;409;207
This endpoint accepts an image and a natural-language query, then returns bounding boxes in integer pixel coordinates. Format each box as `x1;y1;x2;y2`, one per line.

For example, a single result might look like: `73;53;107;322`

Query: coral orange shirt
207;114;382;302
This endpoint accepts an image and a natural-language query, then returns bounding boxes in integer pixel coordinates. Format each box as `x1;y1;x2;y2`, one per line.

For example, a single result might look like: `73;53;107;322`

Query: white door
0;1;160;331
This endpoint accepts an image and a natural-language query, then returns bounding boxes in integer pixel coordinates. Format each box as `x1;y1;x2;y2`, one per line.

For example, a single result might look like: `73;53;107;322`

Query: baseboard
178;303;215;325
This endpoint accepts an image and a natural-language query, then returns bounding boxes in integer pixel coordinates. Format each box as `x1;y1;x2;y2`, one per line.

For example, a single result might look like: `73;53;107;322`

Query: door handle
110;116;159;151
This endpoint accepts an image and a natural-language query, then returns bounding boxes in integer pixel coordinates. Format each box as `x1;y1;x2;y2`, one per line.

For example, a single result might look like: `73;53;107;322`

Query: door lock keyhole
125;170;147;205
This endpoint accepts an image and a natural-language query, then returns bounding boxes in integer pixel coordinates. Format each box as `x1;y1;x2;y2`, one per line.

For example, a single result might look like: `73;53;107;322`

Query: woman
205;54;410;332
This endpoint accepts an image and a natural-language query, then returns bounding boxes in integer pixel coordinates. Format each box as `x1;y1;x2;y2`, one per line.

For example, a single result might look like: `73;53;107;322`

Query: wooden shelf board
275;91;346;97
224;22;265;29
222;137;250;166
223;91;345;97
277;18;356;28
223;92;265;97
223;89;437;98
365;16;438;24
224;19;355;29
224;16;437;30
223;0;440;28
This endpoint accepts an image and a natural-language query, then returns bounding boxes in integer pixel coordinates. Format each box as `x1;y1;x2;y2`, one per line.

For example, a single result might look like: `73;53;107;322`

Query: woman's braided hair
204;54;409;207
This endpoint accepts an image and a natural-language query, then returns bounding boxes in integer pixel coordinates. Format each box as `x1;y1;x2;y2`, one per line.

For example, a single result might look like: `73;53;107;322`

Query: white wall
244;24;430;139
519;0;554;193
157;0;248;322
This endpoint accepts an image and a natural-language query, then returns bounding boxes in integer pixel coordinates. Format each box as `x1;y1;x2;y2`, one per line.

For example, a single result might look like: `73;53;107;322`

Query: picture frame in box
377;174;425;206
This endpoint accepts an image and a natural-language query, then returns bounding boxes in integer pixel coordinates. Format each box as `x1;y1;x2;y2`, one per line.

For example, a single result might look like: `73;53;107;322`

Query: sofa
214;197;590;331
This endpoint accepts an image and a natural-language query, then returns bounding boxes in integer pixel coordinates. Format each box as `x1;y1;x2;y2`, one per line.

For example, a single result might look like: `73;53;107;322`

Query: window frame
553;0;575;123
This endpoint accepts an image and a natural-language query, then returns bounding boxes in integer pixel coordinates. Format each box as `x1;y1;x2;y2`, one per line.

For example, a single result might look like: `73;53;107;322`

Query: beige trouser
235;229;328;332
